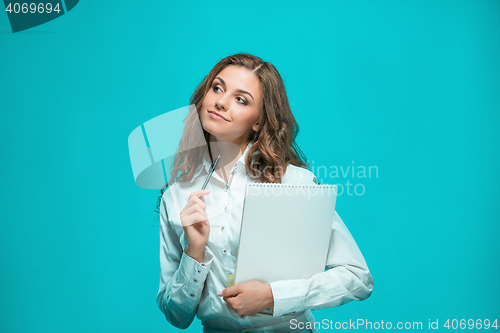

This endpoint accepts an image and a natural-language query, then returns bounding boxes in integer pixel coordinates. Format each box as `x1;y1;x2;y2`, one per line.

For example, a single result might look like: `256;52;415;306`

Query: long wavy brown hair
155;53;309;213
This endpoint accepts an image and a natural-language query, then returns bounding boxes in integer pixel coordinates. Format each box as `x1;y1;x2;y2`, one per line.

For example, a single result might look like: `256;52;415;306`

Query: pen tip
217;154;221;158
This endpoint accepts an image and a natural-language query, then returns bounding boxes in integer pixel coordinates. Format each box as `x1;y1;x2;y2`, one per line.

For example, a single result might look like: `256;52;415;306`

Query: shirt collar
190;141;254;184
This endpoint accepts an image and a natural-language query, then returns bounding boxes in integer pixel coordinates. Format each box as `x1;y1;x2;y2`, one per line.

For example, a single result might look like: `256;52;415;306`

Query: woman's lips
208;110;229;121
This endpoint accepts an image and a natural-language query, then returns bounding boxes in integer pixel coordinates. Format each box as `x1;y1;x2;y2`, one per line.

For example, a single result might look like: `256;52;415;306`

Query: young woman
156;53;373;333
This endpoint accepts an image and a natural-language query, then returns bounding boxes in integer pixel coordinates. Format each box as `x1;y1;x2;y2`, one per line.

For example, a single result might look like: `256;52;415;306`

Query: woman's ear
252;122;260;132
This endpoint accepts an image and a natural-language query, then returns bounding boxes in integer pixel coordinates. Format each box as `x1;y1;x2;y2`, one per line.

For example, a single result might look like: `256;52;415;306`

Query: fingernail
217;290;222;296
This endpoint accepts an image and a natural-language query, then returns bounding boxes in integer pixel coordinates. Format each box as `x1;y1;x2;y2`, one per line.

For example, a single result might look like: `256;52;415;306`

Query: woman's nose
215;99;227;110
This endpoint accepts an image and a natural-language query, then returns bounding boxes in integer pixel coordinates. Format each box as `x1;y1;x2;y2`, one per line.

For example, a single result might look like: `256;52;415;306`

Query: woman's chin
202;122;224;137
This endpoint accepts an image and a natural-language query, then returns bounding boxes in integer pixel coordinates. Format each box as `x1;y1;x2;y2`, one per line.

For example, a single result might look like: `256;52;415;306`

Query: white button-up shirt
157;142;374;332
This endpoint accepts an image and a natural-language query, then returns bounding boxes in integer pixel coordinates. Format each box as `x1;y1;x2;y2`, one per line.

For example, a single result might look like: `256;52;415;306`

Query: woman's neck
208;136;248;184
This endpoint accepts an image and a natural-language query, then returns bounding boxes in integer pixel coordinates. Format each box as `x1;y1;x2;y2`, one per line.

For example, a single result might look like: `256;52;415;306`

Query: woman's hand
180;189;211;263
217;280;274;317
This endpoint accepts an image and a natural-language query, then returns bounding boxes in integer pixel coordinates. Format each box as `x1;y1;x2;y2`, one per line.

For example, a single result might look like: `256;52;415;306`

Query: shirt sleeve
156;192;214;329
269;170;374;317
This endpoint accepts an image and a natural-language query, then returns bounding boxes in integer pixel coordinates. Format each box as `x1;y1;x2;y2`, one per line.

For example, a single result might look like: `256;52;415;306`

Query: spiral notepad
233;183;338;285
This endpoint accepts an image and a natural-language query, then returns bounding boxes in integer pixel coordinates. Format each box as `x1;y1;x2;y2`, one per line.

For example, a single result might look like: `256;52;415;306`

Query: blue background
1;0;499;331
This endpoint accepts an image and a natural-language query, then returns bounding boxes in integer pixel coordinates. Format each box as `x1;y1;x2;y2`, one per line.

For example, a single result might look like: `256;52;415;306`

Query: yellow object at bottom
227;273;235;287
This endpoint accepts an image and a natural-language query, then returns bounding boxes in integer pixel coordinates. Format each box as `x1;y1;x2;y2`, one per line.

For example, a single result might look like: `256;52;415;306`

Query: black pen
199;154;220;199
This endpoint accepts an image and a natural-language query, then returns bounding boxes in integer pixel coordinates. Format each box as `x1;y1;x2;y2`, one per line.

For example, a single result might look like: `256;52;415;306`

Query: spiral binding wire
247;182;337;189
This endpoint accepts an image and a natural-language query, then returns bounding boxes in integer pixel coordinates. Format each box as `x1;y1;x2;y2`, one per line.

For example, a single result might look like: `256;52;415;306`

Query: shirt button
224;206;228;211
221;226;225;231
198;270;201;273
194;279;198;283
190;293;195;297
223;249;228;255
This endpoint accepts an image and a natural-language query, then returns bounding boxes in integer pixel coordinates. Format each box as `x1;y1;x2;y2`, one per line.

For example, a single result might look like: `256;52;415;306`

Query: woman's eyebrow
215;77;254;101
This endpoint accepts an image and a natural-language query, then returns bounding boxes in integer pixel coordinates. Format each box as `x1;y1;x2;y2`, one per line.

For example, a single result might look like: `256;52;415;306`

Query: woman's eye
212;84;247;105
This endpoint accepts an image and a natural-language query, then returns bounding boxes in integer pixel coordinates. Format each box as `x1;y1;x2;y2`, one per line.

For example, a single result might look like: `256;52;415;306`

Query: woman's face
200;65;262;145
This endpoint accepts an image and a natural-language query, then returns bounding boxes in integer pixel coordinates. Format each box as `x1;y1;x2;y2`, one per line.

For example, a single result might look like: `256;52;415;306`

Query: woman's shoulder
161;183;175;203
160;179;191;202
160;181;183;214
281;164;318;185
160;179;198;214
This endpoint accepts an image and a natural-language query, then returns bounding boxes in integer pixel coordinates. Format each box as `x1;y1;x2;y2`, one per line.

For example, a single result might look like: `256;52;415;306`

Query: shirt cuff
177;249;213;299
269;279;306;316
